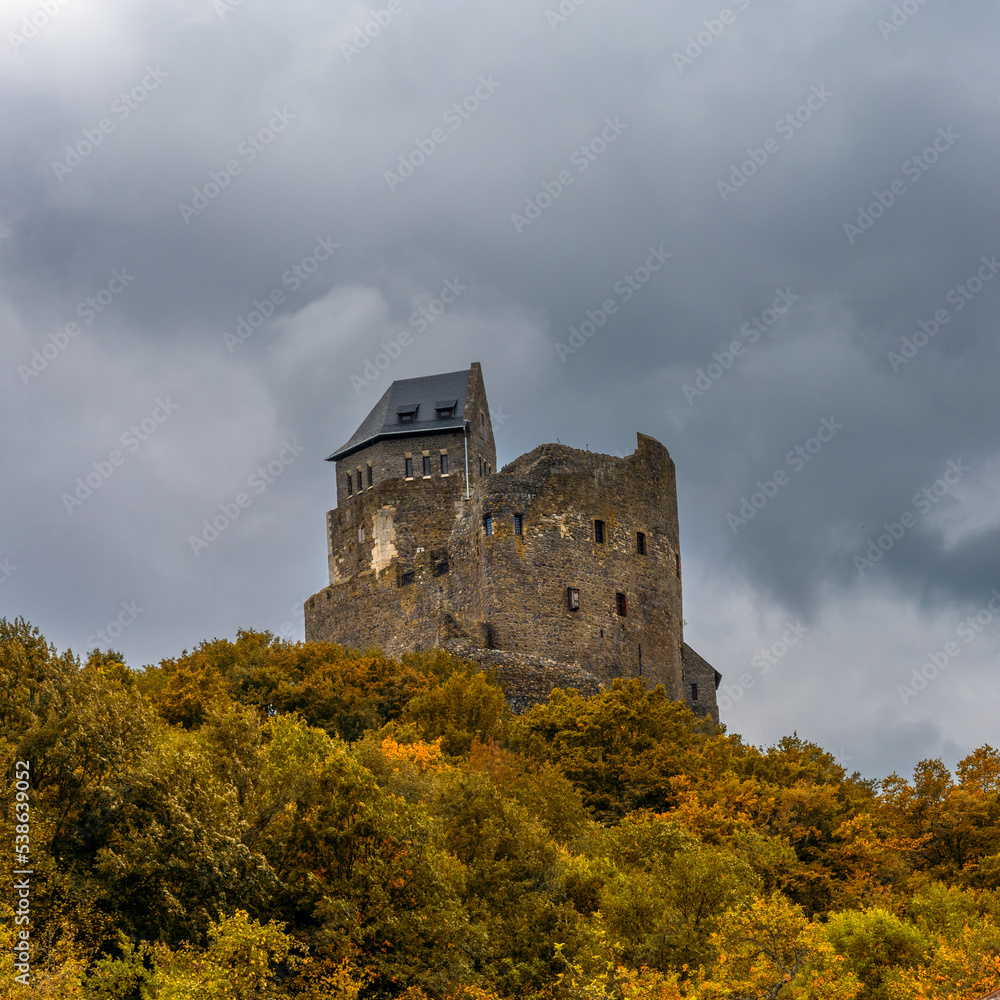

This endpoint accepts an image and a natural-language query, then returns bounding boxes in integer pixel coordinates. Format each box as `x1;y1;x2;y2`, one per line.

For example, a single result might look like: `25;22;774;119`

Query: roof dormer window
396;404;418;424
435;399;457;419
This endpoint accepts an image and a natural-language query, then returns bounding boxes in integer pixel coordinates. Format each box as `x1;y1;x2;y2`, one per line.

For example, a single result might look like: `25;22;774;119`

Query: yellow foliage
381;734;450;773
886;930;1000;999
695;894;862;1000
288;956;370;999
148;909;296;999
0;903;87;1000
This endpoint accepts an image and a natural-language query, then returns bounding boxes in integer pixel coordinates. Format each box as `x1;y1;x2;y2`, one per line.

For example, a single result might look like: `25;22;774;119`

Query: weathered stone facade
305;363;721;720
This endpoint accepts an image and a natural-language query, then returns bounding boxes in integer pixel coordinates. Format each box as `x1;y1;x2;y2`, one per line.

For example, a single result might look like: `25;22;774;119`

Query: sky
2;0;998;781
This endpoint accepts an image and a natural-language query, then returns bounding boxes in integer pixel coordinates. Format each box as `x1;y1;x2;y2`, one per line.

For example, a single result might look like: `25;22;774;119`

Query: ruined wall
328;432;467;584
441;639;604;713
308;465;467;655
304;571;451;658
445;435;684;699
305;409;713;715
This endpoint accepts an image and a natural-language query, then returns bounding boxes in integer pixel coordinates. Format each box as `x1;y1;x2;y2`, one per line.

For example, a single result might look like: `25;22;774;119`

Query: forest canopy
2;616;1000;999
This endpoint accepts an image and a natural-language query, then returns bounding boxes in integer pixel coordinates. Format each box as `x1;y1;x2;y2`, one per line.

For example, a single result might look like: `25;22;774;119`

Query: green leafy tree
432;767;601;996
399;668;510;757
825;908;932;999
598;812;759;974
509;680;720;822
253;714;473;996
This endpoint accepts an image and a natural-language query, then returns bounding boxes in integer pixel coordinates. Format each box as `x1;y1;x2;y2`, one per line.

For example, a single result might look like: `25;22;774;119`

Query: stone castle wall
445;435;684;699
305;429;717;718
327;434;468;586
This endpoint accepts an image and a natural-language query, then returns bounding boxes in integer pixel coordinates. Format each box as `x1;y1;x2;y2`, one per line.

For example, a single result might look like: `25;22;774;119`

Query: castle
304;363;721;720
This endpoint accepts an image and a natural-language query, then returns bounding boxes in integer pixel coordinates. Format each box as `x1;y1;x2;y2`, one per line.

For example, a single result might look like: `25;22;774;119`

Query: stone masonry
304;362;721;720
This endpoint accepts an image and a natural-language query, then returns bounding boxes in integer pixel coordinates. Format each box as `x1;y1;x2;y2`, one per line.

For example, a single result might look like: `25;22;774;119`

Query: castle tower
323;363;495;589
305;362;720;719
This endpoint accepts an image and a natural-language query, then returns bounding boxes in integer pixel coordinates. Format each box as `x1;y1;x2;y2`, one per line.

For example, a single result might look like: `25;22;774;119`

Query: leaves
3;618;1000;999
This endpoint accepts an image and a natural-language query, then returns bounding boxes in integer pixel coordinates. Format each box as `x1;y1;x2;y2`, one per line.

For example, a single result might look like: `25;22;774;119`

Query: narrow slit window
346;477;352;496
483;514;493;536
440;453;449;474
423;455;431;476
356;469;362;491
616;592;627;616
480;411;486;439
567;587;580;611
367;465;373;486
691;683;699;701
675;553;681;578
637;531;646;555
405;457;413;478
594;520;605;544
514;514;523;535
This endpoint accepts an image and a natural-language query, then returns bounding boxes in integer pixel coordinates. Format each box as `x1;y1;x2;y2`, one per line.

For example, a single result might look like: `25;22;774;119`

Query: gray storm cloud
2;0;998;778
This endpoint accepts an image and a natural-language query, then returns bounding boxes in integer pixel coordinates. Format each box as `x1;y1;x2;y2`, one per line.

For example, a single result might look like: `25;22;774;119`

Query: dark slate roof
327;367;471;461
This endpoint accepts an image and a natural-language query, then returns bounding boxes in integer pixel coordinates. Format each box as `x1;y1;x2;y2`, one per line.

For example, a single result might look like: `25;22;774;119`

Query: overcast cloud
2;0;998;780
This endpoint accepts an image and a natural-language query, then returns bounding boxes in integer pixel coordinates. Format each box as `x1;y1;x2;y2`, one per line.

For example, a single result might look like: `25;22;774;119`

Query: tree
698;893;861;999
253;713;473;996
824;908;932;1000
598;812;759;974
399;668;510;757
146;909;296;999
509;680;720;822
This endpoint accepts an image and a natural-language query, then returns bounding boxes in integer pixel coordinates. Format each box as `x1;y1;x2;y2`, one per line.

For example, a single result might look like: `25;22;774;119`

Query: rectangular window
483;514;493;536
423;455;431;476
691;683;699;701
356;469;362;491
398;411;415;423
637;531;646;555
567;587;580;611
440;453;449;474
367;465;373;486
436;406;454;419
405;458;413;478
616;592;627;616
594;520;605;544
514;514;523;535
434;559;450;576
400;570;415;586
346;477;352;496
